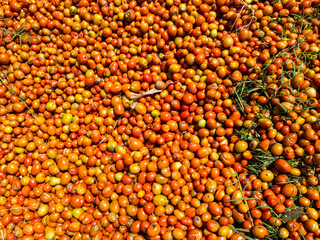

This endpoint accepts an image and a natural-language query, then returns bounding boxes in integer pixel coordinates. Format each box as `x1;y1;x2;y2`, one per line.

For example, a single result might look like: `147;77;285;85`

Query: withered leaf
129;81;176;109
281;207;305;223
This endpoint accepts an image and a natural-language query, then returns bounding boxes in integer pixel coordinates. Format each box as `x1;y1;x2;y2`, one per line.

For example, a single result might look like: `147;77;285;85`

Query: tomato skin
270;143;284;156
235;141;248;153
70;195;84;208
266;195;278;207
0;1;319;239
278;227;289;239
230;233;246;240
275;174;289;185
0;53;10;65
114;103;125;115
187;229;202;240
12;102;25;113
127;137;143;151
220;152;235;166
77;53;89;64
85;77;95;87
281;184;298;197
305;219;319;233
274;159;291;173
252;226;269;238
306;189;320;200
260;170;274;182
208;202;222;216
2;214;11;226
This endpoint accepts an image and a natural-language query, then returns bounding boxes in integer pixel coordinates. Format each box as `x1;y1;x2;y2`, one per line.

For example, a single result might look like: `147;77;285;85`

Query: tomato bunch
0;0;319;240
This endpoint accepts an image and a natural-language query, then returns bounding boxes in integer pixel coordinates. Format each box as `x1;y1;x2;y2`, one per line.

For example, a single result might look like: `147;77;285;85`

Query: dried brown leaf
98;115;123;145
129;81;176;109
281;207;305;223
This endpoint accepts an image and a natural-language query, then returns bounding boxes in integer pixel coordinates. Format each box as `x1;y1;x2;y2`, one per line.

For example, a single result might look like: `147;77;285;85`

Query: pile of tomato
0;0;319;239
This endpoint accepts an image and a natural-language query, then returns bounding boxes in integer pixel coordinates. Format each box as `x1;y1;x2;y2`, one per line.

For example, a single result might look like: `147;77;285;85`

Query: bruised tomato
220;152;235;166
